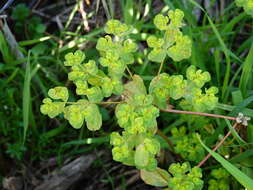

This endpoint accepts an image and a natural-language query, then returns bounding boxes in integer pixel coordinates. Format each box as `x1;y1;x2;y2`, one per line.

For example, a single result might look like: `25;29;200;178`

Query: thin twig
161;109;237;121
78;0;90;31
197;122;238;167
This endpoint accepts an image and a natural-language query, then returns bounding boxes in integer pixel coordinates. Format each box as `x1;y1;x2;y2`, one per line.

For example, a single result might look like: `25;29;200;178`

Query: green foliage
104;20;132;36
37;6;242;190
171;127;205;162
140;167;171;187
11;4;30;21
147;9;192;62
168;162;204;190
112;92;160;170
149;65;218;111
236;0;253;16
11;4;46;39
208;168;230;190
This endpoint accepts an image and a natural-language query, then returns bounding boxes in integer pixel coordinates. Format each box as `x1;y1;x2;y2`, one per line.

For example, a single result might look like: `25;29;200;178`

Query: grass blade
239;43;253;97
23;51;31;144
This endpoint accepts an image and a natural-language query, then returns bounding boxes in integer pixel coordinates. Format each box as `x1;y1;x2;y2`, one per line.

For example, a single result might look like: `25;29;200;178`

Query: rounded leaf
84;104;102;131
48;86;69;101
140;168;171;187
135;144;149;168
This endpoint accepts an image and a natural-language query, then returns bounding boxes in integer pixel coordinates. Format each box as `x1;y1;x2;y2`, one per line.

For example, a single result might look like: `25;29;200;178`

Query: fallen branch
35;154;95;190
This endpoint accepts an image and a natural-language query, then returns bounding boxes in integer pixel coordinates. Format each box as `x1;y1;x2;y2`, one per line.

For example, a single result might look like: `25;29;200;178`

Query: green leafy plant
171;126;205;162
11;3;46;39
40;8;250;189
208;168;230;190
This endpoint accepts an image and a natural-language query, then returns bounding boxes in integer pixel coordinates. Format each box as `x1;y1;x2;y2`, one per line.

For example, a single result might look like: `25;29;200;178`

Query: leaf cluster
171;127;205;162
147;9;192;62
150;65;218;111
208;168;230;190
168;162;203;190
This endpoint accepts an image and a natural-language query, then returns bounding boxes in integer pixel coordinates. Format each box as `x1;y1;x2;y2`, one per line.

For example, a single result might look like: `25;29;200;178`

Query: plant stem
126;65;133;79
197;122;238;168
66;101;122;105
157;60;164;76
160;108;237;121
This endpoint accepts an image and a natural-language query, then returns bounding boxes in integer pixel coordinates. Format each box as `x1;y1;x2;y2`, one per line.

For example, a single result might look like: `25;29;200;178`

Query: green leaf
48;86;69;101
101;77;113;97
64;104;86;129
85;104;102;131
148;48;167;63
124;75;147;98
232;90;243;105
12;4;30;21
147;36;164;48
84;60;98;75
104;20;130;36
40;98;65;118
198;134;253;190
96;36;112;51
168;9;184;28
167;35;192;62
86;87;104;102
135;144;149;168
123;39;137;53
149;73;170;109
153;14;169;30
140;167;171;187
64;50;85;66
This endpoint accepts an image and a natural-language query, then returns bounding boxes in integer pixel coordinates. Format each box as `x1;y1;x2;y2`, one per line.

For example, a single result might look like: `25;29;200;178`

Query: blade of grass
101;0;112;19
230;149;253;163
0;30;13;64
229;95;253;117
216;103;253;117
239;43;253;97
19;36;51;46
23;51;31;144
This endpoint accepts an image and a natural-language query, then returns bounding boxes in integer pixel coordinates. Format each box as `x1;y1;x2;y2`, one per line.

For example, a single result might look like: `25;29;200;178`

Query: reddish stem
161;109;237;121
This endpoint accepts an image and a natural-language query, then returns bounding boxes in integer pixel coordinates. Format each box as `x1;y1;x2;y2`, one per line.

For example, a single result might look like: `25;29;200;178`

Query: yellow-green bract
147;9;192;62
